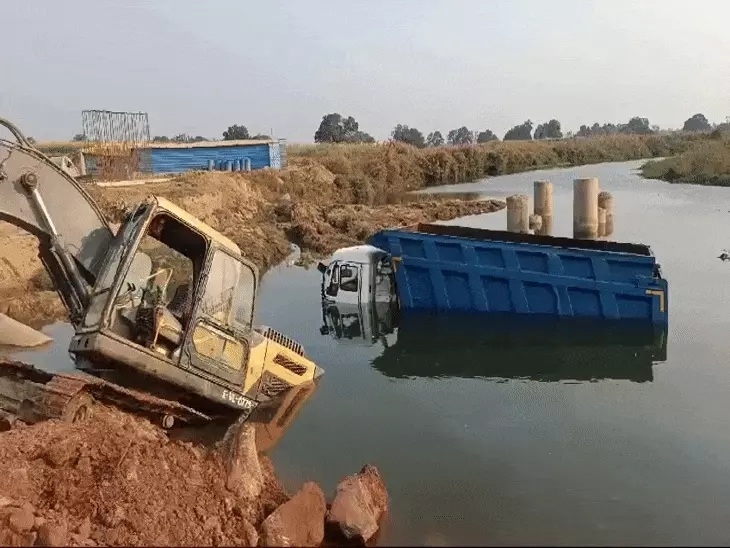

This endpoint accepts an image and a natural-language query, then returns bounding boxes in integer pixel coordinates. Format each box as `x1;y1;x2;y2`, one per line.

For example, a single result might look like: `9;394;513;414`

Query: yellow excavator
0;118;322;430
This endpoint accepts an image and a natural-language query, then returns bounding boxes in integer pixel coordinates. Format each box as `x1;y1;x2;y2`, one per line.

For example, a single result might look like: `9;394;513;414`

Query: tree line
69;113;730;146
313;112;730;147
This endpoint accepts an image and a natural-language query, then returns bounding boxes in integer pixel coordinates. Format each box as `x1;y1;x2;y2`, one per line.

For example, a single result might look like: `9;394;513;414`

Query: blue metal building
135;139;287;175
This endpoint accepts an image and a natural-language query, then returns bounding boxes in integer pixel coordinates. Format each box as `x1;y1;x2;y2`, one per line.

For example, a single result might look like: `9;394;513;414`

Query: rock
42;439;79;468
241;520;258;547
203;515;221;532
0;415;12;432
8;504;35;533
0;529;36;546
76;455;92;476
76;517;91;541
260;481;325;547
36;521;68;547
218;418;263;501
326;464;388;543
0;496;15;508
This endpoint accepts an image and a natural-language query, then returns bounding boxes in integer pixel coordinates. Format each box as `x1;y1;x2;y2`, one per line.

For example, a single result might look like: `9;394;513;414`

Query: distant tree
72;133;87;142
503;120;533;140
534;119;562;139
713;118;730;138
251;133;271;140
426;131;445;147
171;133;199;143
619;117;653;135
578;122;623;137
314;113;373;143
223;124;250;140
476;129;498;143
447;126;474;145
682;113;712;132
391;124;426;147
193;135;209;142
152;135;171;142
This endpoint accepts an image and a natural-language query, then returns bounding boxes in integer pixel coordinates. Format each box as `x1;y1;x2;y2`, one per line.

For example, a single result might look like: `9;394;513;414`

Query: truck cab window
339;264;358;292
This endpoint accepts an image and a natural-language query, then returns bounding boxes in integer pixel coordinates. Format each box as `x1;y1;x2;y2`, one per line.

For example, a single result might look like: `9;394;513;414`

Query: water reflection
321;303;667;383
251;380;319;453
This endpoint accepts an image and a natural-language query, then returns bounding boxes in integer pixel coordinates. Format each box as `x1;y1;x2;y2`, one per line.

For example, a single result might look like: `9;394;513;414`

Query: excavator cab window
109;211;207;358
187;248;256;374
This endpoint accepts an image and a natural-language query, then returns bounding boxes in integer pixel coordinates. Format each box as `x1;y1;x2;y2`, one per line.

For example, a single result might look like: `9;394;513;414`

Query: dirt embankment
0;223;65;329
0;397;386;547
0;159;504;327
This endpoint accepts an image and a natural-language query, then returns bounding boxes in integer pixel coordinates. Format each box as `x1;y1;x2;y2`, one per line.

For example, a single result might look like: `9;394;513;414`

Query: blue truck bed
367;223;668;325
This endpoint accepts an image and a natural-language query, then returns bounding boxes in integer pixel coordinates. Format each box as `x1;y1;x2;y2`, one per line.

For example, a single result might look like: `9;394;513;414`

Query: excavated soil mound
86;172;291;272
0;404;287;547
0;223;65;329
284;198;505;256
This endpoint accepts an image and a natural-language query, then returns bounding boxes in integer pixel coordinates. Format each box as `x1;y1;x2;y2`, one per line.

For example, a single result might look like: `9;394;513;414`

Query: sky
2;0;729;143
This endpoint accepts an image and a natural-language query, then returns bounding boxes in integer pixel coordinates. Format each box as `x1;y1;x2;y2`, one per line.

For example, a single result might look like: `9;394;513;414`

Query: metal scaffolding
80;110;151;181
81;110;150;145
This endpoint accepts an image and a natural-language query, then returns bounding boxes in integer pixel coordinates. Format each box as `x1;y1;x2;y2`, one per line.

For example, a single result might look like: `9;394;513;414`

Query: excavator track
0;358;215;429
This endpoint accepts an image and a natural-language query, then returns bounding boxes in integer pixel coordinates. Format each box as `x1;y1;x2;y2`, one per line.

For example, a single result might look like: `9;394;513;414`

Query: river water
8;160;730;545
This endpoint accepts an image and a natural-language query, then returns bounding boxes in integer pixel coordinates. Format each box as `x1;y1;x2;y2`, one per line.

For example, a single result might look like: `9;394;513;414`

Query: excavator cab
70;197;322;419
0;118;322;426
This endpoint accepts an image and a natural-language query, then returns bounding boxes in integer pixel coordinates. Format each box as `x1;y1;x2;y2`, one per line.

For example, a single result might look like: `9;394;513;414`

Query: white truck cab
317;245;397;307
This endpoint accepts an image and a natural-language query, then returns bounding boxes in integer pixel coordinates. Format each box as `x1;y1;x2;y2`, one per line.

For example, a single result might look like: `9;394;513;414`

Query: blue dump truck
319;223;668;326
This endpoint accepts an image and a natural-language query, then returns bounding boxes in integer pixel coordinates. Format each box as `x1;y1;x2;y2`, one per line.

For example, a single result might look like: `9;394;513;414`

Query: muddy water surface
8;160;730;546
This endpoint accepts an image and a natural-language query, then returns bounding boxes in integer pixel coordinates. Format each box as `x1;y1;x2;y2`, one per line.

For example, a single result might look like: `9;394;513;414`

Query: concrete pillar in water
208;159;215;171
533;180;553;236
598;191;614;237
529;214;543;233
225;160;233;172
233;159;241;172
597;207;607;237
573;178;599;239
506;194;530;233
244;158;252;172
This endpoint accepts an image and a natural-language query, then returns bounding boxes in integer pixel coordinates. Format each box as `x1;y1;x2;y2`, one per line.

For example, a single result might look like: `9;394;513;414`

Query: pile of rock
260;464;388;547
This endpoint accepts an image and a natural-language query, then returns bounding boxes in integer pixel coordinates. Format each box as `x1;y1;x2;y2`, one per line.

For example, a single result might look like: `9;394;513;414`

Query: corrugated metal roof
138;139;274;149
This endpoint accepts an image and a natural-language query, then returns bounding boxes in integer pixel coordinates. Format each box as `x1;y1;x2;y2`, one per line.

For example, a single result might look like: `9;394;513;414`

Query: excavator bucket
0;313;52;348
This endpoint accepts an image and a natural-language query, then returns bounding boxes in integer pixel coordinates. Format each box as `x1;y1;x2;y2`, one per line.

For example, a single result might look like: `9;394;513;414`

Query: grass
641;136;730;186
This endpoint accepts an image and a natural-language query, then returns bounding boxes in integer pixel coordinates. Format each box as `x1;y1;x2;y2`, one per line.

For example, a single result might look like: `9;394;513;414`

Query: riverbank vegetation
288;133;699;199
642;134;730;186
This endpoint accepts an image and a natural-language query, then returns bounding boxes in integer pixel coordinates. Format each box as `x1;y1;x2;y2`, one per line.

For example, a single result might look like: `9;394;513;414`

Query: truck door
181;247;257;387
335;262;361;305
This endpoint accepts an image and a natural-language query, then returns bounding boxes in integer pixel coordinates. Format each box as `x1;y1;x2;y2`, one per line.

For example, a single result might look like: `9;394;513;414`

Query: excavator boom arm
0;118;115;324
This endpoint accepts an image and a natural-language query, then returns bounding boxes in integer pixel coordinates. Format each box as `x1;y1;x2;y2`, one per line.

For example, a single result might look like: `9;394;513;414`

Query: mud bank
0;376;387;547
0;161;505;327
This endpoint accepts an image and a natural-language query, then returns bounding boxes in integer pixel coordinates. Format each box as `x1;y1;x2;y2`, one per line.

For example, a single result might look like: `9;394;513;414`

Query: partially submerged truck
320;222;668;325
